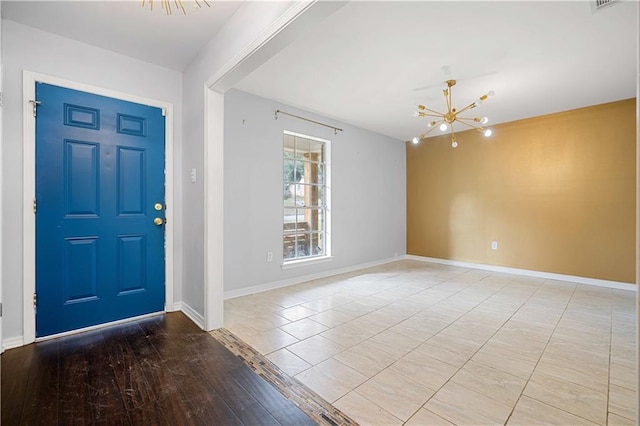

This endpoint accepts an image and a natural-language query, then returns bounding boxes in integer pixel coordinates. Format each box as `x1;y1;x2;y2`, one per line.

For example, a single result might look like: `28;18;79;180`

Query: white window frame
282;130;331;269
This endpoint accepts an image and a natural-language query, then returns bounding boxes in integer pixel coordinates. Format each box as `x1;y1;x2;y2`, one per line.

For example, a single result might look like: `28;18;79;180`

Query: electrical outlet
491;241;498;250
266;251;273;262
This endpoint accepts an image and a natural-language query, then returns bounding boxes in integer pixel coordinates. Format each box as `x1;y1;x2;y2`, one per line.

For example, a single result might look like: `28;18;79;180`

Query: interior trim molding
405;255;637;291
175;301;205;330
2;336;25;352
203;0;347;331
22;70;176;344
203;1;318;331
34;311;164;343
224;255;405;300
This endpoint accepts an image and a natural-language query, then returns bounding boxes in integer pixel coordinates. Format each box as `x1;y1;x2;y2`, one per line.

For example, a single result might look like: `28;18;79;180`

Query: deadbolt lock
154;217;164;226
154;203;163;211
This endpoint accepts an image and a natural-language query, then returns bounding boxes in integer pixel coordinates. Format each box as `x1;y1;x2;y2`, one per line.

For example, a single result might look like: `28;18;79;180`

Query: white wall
223;89;406;293
0;2;4;350
181;1;306;317
1;20;184;341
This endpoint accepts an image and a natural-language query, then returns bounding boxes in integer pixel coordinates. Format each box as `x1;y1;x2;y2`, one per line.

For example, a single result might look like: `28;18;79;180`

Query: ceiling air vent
591;0;619;12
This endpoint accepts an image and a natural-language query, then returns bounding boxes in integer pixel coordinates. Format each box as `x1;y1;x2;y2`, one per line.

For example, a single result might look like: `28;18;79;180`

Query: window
283;131;330;263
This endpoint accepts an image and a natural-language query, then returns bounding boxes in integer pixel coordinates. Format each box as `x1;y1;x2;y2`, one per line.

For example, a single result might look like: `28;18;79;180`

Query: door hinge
33;294;37;312
29;99;42;117
33;198;37;214
161;107;166;117
0;302;3;317
0;92;4;107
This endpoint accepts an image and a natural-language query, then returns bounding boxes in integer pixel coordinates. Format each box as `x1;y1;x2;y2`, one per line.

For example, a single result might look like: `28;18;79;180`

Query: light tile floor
223;260;637;425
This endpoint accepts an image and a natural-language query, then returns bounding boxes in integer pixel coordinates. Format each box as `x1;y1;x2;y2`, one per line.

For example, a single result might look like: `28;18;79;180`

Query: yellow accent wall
406;99;637;283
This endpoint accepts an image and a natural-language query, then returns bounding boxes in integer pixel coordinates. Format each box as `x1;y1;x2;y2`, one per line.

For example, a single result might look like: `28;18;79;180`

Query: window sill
281;255;333;270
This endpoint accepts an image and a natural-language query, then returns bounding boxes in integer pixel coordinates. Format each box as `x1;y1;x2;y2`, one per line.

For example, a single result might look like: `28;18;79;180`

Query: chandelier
142;0;210;15
412;80;494;148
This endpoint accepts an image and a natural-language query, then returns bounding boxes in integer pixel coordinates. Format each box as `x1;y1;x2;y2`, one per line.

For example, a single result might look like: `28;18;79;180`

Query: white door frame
0;64;4;352
201;1;324;330
22;71;175;343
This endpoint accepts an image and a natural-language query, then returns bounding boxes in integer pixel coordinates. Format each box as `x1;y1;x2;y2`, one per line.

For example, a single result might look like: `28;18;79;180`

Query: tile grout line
504;283;614;425
386;276;518;423
407;275;540;424
276;272;529;424
331;272;519;424
240;270;483;423
226;264;634;425
606;287;614;424
502;279;578;425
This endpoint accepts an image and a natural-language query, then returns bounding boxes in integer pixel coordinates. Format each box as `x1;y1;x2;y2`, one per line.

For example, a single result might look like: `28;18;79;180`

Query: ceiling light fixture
412;80;494;148
142;0;210;15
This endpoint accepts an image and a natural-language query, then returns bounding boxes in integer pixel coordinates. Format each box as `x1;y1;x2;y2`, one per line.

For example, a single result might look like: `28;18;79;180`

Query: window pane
309;140;323;157
293;160;304;182
311;232;323;255
295;208;307;226
284;208;296;224
293;185;307;207
283;158;295;184
308;209;323;232
316;187;325;207
283;236;296;259
284;134;296;150
295;137;310;155
316;164;325;185
284;187;295;205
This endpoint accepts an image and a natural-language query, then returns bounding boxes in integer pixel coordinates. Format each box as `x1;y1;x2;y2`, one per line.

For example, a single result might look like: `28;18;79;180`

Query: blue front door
35;83;166;337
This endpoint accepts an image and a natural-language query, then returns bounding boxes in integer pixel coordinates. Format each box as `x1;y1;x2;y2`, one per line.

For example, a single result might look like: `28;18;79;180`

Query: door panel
35;83;165;337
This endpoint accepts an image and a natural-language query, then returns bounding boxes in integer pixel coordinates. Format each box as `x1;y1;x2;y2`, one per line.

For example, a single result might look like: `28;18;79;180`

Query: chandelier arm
144;0;209;12
445;87;453;114
175;0;186;14
455;102;479;117
449;125;457;143
456;120;484;132
419;120;445;138
419;113;445;119
419;106;444;116
456;116;482;125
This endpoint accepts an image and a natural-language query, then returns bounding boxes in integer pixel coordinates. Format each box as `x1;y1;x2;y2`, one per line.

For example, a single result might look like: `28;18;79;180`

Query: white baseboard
3;304;206;352
2;335;25;352
174;301;205;330
224;255;405;299
405;255;636;291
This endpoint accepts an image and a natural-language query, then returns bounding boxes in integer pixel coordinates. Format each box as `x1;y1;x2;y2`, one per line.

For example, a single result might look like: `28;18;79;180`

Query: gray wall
223;89;406;293
0;2;4;348
1;20;184;340
181;1;298;316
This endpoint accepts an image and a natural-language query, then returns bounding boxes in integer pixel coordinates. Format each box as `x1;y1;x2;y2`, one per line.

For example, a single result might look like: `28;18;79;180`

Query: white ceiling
1;0;243;71
2;1;637;142
236;1;639;141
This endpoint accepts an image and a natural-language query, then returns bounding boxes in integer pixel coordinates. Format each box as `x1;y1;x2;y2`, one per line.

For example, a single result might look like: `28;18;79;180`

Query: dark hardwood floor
1;312;316;426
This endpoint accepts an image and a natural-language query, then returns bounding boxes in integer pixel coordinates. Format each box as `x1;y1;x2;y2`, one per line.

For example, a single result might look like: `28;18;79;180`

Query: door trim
23;71;175;344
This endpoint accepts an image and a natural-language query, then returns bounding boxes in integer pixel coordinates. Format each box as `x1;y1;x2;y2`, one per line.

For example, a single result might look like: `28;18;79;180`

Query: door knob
154;217;164;226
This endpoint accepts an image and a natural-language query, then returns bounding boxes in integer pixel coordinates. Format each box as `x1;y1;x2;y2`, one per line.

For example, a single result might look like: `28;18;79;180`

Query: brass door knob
154;203;163;211
154;217;164;226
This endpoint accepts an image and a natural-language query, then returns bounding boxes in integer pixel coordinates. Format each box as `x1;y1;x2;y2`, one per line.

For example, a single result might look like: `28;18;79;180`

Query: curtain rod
275;109;343;135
